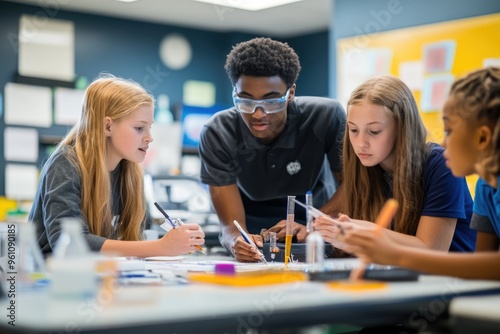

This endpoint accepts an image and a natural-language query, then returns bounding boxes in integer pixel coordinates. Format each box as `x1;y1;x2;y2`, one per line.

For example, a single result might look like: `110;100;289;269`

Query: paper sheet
19;15;75;81
484;58;500;68
5;164;39;200
183;80;215;107
399;61;424;91
421;74;455;112
5;83;52;127
54;87;84;125
423;40;456;73
3;127;39;162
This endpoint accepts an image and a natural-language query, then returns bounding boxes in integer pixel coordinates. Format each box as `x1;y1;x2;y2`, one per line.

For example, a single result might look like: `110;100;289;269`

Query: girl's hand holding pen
314;216;353;250
153;202;206;255
314;214;382;252
159;223;205;256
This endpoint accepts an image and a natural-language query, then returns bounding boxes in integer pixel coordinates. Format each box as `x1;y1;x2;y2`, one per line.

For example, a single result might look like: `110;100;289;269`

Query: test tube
306;191;313;233
284;195;295;265
306;231;325;272
269;232;279;261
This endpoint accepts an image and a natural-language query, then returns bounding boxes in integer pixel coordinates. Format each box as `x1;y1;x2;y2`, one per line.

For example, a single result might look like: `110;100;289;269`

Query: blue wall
329;0;500;98
0;2;329;196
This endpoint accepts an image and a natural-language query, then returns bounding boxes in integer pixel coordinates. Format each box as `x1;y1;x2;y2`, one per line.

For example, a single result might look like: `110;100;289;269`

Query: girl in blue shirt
341;67;500;280
315;75;476;254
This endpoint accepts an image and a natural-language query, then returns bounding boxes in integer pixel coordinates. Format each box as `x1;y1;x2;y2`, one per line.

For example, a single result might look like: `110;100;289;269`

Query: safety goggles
232;88;290;114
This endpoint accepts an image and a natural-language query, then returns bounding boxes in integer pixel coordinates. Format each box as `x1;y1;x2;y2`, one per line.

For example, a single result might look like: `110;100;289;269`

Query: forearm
384;226;451;252
101;239;163;257
384;229;430;249
397;247;500;280
220;225;242;252
384;216;456;251
209;184;246;252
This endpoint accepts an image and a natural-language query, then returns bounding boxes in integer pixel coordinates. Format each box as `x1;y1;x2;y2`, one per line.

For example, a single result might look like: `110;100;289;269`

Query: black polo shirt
199;96;346;233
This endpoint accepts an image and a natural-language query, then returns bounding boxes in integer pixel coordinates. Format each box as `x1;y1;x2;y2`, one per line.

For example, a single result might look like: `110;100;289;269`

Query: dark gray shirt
29;147;123;255
199;96;346;233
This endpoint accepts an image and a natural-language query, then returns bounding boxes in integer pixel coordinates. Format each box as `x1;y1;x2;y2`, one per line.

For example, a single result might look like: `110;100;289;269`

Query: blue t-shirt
421;144;476;252
471;176;500;237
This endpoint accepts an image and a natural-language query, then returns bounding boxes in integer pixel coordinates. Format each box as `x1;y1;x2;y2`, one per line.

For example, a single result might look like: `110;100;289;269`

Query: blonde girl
30;74;204;257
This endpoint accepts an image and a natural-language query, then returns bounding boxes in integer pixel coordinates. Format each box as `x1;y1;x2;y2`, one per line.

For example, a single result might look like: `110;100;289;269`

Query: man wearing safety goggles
199;37;346;263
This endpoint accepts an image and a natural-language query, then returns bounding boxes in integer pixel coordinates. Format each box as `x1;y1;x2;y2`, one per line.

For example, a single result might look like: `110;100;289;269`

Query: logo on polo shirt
286;161;301;175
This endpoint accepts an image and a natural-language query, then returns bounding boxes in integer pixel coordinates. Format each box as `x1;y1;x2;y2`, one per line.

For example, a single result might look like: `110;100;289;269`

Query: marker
153;202;206;254
233;220;268;265
349;199;399;281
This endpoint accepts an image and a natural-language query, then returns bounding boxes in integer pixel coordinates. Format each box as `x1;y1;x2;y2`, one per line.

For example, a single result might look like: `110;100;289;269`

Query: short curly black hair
224;37;301;88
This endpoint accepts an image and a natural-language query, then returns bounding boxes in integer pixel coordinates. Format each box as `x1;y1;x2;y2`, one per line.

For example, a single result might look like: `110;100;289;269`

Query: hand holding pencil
154;202;206;254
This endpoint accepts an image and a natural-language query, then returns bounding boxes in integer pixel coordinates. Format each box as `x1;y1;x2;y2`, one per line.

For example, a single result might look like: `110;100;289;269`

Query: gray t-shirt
29;146;123;255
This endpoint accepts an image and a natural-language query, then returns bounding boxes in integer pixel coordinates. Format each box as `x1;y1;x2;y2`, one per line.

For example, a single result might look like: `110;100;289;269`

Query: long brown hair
341;75;427;236
57;74;154;240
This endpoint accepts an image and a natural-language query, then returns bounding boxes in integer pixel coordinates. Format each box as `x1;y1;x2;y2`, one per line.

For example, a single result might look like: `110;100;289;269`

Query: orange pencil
349;199;399;280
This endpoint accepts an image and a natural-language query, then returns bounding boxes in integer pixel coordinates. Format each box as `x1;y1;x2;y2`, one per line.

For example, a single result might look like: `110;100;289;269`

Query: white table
2;271;500;334
449;294;500;334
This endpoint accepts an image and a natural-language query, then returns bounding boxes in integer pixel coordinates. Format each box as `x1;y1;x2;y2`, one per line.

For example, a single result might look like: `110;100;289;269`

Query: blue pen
154;202;176;227
119;271;160;278
233;220;268;265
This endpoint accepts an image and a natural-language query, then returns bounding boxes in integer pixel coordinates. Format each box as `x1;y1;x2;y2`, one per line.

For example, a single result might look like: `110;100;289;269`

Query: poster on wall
5;164;39;201
54;87;85;125
421;74;454;113
484;58;500;68
399;61;424;91
4;127;39;162
422;40;456;73
18;15;75;81
5;82;52;127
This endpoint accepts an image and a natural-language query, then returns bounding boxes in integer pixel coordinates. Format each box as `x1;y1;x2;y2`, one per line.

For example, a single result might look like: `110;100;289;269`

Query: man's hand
231;234;264;262
261;220;308;243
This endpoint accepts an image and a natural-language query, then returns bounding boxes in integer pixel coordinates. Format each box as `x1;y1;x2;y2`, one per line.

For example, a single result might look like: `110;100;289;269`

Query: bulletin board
337;13;500;194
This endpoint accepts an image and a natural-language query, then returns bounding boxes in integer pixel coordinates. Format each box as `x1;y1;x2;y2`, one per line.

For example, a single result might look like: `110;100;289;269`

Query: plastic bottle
306;231;325;272
17;222;47;289
49;218;97;299
53;218;90;258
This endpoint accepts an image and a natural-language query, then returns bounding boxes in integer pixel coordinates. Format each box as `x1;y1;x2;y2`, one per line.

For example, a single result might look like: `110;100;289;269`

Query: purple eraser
215;263;236;275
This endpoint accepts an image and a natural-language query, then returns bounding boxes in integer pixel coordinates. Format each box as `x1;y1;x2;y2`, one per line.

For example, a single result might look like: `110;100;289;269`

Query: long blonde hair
341;75;427;235
448;67;500;184
57;74;153;240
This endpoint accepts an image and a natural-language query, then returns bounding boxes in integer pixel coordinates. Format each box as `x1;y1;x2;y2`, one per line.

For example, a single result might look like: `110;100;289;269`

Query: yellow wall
337;13;500;195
